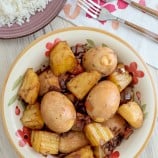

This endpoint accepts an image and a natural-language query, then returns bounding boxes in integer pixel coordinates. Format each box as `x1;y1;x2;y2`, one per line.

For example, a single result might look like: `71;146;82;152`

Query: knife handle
130;1;158;19
123;20;158;43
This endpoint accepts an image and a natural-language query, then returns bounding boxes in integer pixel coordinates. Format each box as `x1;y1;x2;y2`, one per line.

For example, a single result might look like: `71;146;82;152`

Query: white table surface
0;16;158;158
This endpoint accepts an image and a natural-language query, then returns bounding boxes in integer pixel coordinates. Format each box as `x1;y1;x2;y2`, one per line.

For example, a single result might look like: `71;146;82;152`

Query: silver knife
122;0;158;19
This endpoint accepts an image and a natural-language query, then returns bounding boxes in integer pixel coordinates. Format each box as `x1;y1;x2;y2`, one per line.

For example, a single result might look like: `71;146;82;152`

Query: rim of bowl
1;26;157;158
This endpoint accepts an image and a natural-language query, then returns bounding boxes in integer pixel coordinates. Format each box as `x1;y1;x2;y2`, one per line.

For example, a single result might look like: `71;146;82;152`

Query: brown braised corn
93;146;105;158
84;123;113;146
21;102;44;129
31;130;59;155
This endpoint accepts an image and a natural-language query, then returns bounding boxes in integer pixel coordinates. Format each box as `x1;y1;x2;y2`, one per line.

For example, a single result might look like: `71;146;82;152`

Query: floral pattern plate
1;27;157;158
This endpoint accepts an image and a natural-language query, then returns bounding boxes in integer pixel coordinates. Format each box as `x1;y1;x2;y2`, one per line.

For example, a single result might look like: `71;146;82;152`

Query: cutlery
102;0;115;2
78;0;158;43
122;0;158;19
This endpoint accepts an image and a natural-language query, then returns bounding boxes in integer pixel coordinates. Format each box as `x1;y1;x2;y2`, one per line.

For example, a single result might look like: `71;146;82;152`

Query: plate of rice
0;0;66;39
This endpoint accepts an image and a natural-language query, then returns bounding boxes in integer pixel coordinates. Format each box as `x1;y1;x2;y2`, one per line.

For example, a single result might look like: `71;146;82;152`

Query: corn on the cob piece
84;123;114;146
21;102;44;129
118;101;143;128
93;146;105;158
65;145;94;158
31;130;59;155
108;64;132;92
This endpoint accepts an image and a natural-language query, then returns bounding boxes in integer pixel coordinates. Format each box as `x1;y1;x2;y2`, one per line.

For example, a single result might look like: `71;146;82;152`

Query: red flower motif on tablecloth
45;38;61;57
125;62;145;84
109;151;120;158
139;0;146;6
117;0;128;9
16;126;31;147
15;105;20;115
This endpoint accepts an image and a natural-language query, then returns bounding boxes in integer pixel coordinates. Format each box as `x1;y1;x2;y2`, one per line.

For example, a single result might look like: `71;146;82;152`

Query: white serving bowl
1;27;157;158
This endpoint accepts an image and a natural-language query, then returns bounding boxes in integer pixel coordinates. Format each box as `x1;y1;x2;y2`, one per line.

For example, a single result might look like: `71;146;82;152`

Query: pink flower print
138;0;146;13
136;91;141;101
136;90;142;104
109;151;120;158
45;38;61;57
16;126;31;147
139;0;146;6
117;0;129;9
15;105;20;115
125;62;145;84
63;3;81;19
105;4;116;12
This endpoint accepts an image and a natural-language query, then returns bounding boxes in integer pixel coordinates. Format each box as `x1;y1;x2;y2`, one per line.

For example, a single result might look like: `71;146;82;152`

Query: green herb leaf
19;100;26;110
102;43;107;47
143;112;148;119
8;95;17;106
141;104;146;113
12;75;23;91
86;39;95;48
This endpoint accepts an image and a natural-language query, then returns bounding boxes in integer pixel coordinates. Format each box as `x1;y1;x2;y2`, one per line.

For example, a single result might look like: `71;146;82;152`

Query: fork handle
121;19;158;42
129;1;158;19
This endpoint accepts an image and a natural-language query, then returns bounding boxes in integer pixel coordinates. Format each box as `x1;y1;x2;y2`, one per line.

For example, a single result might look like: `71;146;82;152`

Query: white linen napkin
59;0;158;69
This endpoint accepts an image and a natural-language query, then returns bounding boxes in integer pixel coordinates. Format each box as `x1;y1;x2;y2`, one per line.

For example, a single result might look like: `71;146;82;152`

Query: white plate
1;27;157;158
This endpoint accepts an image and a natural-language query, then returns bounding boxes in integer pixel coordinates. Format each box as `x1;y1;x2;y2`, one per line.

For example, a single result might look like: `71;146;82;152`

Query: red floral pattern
139;0;146;6
45;38;61;57
15;105;20;115
109;151;120;158
117;0;129;9
16;127;31;147
125;62;145;84
136;91;141;101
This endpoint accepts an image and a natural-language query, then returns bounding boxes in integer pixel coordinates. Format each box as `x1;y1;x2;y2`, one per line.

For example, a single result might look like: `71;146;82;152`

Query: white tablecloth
59;0;158;69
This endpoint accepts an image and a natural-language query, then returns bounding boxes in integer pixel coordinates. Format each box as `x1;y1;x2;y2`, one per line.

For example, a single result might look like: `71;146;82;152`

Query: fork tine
77;2;97;18
82;0;100;12
88;0;101;9
78;0;98;18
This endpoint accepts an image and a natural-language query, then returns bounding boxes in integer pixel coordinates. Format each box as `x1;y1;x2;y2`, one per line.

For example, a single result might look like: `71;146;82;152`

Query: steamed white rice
0;0;52;27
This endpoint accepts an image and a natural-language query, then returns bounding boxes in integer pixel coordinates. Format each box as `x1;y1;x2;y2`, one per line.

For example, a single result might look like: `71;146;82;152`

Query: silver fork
77;0;158;43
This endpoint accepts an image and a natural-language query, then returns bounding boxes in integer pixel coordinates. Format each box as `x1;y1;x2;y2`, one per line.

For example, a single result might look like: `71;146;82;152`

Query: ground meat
58;74;71;93
72;113;92;131
123;126;134;139
102;134;124;157
120;86;134;104
71;44;88;59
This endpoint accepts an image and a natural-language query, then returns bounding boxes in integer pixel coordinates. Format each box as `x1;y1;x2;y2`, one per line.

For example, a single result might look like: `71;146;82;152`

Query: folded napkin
59;0;158;69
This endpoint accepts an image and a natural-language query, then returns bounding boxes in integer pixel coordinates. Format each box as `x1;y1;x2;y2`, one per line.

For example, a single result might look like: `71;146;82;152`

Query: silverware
101;0;114;2
122;0;158;19
78;0;158;43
